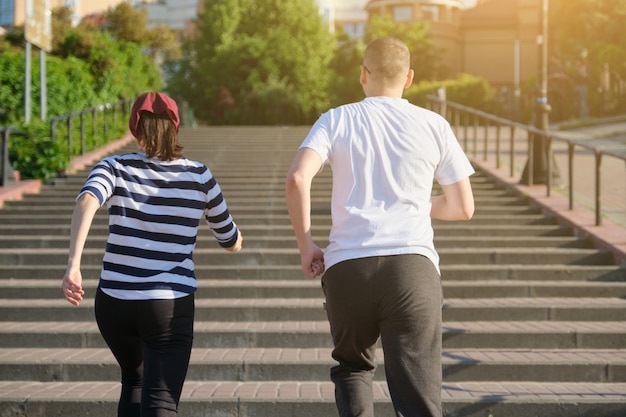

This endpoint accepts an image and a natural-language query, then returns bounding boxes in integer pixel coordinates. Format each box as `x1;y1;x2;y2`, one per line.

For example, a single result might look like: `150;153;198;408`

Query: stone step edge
1;380;625;402
1;320;625;333
2;264;620;274
0;247;610;255
1;347;625;365
3;278;624;289
1;297;625;308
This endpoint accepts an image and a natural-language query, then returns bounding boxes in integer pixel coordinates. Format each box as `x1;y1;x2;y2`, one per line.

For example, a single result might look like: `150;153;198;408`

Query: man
285;37;475;417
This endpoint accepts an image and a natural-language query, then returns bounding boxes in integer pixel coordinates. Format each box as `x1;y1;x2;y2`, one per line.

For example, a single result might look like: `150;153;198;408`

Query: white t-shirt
300;96;475;273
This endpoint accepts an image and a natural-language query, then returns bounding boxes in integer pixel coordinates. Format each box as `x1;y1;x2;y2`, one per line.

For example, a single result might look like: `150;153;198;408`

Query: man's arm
430;177;475;221
285;147;325;277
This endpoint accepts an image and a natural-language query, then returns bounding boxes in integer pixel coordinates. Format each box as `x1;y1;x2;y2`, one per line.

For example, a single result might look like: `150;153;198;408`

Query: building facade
136;0;197;32
1;0;144;28
366;0;465;77
461;0;541;87
362;0;543;87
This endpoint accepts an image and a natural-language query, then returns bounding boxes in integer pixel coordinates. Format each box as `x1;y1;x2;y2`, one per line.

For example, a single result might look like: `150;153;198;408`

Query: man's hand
300;243;325;278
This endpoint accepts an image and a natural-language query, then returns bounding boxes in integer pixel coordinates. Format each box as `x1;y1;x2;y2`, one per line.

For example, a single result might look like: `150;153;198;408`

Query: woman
62;91;242;416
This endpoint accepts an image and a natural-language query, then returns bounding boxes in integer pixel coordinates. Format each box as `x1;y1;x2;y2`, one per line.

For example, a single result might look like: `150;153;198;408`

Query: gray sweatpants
321;254;443;417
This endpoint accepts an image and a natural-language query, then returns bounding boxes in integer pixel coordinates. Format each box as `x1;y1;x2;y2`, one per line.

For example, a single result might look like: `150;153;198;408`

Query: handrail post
568;143;575;210
472;115;478;158
495;123;501;169
0;127;12;186
104;104;109;140
509;125;515;178
526;130;534;186
463;112;470;152
546;132;552;197
80;111;86;156
483;119;489;161
595;151;602;226
67;117;73;163
92;108;97;142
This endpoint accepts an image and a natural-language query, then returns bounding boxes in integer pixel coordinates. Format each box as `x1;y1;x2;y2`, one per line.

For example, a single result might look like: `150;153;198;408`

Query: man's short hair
363;37;411;83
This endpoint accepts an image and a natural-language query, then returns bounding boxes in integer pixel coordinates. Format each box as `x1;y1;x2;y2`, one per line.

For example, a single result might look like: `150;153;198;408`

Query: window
343;22;365;39
421;5;439;21
0;0;15;28
354;22;365;38
319;6;332;26
393;6;412;21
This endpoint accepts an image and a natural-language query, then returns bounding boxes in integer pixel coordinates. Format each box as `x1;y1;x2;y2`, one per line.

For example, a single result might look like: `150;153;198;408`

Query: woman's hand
62;267;84;306
225;229;243;252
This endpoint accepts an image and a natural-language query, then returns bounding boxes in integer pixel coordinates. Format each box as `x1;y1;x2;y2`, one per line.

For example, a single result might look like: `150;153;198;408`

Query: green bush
1;33;161;180
405;73;497;112
8;101;130;181
8;121;66;180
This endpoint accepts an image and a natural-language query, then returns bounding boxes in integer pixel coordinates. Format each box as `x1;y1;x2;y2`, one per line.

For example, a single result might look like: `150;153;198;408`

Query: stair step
0;380;624;417
0;321;624;349
0;297;625;322
0;234;593;249
2;125;625;416
3;278;626;295
0;223;577;237
0;213;560;226
0;348;623;383
2;264;624;281
0;247;615;266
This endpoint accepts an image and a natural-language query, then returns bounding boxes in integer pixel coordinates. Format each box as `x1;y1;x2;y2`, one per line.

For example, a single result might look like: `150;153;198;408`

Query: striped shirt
77;152;239;300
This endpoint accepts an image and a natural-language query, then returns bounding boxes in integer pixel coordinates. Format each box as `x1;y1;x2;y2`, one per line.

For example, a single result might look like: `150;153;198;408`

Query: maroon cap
129;92;180;137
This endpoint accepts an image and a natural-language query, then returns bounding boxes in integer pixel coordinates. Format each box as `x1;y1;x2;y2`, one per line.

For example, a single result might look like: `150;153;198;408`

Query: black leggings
95;288;194;417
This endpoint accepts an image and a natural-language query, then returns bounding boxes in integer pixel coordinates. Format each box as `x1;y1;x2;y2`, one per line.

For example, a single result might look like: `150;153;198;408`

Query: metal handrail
0;126;16;186
427;95;626;226
0;126;31;186
50;98;132;163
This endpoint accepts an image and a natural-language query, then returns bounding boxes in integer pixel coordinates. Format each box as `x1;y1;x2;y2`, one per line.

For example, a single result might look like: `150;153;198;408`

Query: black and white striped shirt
78;152;239;300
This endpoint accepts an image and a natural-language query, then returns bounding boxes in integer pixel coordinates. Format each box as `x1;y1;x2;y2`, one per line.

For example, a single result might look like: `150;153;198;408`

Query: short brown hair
363;37;410;84
135;111;184;161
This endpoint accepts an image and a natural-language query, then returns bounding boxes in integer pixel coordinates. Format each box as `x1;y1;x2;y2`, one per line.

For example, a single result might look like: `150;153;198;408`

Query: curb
67;132;134;173
0;180;41;208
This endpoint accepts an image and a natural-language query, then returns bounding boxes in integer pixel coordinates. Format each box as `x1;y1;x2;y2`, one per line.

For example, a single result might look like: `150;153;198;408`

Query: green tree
54;28;162;102
551;0;626;59
106;3;181;61
327;30;365;107
169;0;334;125
550;0;626;116
50;6;75;53
550;0;626;80
106;2;149;45
364;14;437;82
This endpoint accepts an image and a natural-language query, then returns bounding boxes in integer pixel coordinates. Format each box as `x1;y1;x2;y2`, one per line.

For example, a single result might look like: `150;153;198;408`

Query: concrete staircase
0;126;625;417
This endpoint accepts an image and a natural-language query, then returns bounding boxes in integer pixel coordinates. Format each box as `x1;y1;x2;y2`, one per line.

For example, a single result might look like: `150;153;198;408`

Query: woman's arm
62;193;100;306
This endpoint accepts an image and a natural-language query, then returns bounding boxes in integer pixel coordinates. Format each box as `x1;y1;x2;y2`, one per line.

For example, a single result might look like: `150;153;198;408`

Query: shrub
405;73;497;112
